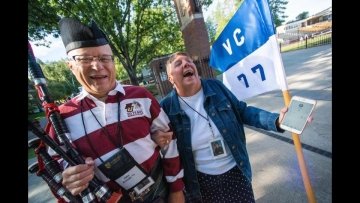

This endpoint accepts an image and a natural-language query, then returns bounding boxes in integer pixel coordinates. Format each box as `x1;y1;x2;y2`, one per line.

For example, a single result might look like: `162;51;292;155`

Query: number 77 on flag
209;0;288;100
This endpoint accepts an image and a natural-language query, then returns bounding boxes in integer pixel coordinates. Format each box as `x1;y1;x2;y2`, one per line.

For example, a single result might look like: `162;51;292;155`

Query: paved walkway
28;44;332;203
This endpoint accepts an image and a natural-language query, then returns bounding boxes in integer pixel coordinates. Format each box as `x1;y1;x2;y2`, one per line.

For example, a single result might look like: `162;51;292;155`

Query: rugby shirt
48;82;184;193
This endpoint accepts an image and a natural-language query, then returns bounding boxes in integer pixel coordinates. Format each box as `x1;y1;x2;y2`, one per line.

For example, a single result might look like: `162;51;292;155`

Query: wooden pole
282;90;317;203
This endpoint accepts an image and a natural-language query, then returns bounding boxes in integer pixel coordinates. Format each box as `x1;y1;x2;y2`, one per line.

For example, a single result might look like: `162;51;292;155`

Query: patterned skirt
197;166;255;203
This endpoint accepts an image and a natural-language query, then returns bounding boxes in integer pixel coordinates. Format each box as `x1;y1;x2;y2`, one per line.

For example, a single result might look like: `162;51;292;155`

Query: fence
280;32;332;52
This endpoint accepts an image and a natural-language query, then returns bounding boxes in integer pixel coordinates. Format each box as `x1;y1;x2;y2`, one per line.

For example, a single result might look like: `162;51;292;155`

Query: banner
209;0;288;100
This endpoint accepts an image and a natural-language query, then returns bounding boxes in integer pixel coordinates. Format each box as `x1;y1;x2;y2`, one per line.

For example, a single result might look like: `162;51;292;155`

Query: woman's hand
151;130;173;148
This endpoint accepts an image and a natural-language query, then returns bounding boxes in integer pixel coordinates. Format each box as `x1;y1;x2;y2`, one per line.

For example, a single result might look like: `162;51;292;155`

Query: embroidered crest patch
125;101;144;117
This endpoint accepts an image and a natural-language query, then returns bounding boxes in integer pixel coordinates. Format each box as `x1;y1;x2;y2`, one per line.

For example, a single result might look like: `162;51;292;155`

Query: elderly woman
153;52;288;203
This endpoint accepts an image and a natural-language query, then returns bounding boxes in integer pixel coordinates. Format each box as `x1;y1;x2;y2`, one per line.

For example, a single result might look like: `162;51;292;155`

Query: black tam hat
59;18;109;53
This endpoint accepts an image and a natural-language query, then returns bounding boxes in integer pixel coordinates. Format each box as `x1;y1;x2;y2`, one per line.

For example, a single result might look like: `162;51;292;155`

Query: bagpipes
27;41;113;203
28;137;82;203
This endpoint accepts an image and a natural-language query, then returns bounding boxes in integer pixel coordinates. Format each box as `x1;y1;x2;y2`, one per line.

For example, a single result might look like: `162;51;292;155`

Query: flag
209;0;288;100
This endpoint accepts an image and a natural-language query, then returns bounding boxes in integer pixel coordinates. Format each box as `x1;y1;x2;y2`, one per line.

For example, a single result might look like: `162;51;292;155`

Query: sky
30;0;332;63
283;0;331;22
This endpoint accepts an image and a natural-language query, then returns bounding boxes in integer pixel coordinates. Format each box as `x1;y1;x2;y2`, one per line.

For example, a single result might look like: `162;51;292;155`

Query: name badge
98;148;154;191
209;138;227;159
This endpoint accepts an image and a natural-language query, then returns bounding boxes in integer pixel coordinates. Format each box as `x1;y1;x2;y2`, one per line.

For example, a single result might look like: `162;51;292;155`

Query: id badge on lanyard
209;138;227;159
98;148;154;194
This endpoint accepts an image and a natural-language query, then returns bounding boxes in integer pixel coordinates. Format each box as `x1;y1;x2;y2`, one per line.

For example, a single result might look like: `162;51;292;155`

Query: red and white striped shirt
48;82;184;193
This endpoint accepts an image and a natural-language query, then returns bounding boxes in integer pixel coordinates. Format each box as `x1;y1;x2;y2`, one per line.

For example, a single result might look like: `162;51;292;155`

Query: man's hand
62;157;95;195
151;130;173;148
168;190;185;203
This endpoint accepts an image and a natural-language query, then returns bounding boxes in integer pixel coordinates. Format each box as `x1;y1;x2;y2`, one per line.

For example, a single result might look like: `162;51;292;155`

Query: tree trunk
128;72;139;85
123;64;139;86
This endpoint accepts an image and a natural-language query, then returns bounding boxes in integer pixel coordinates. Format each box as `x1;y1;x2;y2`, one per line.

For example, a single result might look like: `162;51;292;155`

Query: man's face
67;44;116;98
167;54;200;92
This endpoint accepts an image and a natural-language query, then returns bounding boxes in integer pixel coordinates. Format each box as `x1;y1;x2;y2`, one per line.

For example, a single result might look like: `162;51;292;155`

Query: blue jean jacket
160;79;282;202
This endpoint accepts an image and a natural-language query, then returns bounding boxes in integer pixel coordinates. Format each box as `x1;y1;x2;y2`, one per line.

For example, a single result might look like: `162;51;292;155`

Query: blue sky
30;0;331;62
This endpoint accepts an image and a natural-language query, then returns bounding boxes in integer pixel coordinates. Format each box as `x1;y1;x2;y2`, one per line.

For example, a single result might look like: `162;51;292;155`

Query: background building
276;7;332;44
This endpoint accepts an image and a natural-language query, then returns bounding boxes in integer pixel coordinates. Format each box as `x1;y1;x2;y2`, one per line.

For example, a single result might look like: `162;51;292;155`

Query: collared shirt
48;81;184;193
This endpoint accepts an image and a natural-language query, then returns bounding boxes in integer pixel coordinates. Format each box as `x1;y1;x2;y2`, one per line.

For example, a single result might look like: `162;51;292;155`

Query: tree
199;0;213;7
205;0;288;40
28;78;43;114
269;0;288;27
28;0;184;85
28;0;61;47
208;0;242;39
205;20;217;44
296;11;309;21
41;60;81;100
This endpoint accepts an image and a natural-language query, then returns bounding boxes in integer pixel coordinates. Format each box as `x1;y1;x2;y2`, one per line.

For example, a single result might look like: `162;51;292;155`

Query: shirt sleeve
147;91;185;192
215;79;281;132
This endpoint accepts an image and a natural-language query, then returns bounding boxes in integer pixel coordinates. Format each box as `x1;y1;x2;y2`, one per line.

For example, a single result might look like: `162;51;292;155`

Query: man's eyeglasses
71;55;114;65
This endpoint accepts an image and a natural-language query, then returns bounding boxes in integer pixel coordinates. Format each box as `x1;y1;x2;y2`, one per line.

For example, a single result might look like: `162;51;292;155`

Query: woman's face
167;54;201;94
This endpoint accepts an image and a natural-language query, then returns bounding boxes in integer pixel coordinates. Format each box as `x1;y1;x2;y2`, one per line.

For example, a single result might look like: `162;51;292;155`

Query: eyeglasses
71;55;114;65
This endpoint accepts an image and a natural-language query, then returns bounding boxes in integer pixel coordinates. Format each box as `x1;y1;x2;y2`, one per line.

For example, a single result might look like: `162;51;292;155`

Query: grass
28;148;36;160
280;34;332;53
28;111;46;121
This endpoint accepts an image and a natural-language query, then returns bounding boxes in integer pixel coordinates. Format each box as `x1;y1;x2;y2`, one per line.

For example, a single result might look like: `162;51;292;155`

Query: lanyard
80;93;123;163
178;95;216;138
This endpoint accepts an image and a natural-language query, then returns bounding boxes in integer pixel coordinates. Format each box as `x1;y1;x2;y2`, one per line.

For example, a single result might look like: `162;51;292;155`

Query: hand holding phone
280;96;316;134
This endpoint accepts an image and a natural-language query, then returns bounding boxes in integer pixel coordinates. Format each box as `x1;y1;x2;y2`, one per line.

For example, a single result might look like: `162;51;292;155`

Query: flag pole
282;90;316;203
208;0;318;201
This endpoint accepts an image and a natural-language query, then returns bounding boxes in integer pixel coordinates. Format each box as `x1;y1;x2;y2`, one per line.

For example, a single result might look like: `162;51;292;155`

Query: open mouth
183;70;194;78
90;75;107;79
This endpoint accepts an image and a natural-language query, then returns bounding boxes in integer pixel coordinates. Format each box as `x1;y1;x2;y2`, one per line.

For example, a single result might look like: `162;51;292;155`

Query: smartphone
280;96;316;134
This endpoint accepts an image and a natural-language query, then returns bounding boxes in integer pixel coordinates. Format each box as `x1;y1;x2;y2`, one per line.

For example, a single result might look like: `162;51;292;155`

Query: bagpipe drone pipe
28;136;82;203
28;41;113;203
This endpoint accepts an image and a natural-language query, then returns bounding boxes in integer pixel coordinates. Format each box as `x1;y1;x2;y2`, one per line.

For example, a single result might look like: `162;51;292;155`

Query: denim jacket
160;79;282;202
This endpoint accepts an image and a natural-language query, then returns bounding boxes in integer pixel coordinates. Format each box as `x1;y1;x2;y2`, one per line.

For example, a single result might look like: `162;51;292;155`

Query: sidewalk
28;157;57;203
245;44;332;202
28;44;332;203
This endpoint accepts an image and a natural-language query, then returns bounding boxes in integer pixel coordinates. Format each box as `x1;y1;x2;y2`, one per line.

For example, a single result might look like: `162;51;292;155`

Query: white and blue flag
209;0;288;100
